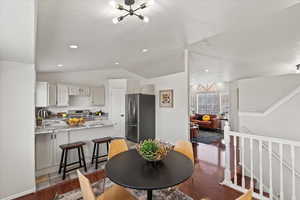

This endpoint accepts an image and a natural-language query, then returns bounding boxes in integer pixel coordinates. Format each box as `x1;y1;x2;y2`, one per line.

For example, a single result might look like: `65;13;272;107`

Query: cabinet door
35;134;53;170
53;131;69;166
49;83;57;106
57;84;69;106
36;82;49;107
91;87;105;105
69;86;80;96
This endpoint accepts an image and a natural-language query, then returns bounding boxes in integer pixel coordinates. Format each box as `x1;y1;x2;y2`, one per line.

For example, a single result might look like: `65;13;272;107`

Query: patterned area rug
192;131;223;144
55;178;192;200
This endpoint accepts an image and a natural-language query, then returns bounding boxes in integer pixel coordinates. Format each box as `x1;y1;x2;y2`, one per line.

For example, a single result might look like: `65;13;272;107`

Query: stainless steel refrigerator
125;94;155;143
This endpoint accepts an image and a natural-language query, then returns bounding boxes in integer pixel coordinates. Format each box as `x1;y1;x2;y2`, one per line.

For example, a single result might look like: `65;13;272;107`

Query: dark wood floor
16;143;242;200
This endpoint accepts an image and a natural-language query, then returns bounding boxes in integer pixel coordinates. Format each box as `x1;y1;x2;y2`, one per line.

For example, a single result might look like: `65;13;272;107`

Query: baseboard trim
1;188;36;200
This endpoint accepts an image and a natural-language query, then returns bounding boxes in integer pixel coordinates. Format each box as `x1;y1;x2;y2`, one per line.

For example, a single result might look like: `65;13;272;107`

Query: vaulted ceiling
35;0;300;79
190;2;300;84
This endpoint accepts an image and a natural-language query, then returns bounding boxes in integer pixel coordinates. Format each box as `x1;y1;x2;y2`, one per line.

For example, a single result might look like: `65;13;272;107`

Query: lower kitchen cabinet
35;131;68;173
35;126;119;176
35;134;53;170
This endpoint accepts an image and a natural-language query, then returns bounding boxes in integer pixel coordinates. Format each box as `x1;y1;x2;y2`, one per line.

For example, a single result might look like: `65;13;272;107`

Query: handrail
222;122;299;200
241;126;300;179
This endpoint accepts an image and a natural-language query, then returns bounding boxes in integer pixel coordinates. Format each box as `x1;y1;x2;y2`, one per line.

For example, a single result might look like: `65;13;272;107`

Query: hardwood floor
16;143;243;200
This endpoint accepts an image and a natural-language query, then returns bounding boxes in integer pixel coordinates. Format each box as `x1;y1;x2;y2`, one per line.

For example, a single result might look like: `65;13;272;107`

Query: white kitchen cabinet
35;132;69;172
57;84;69;106
69;85;90;96
91;87;105;105
35;134;54;170
53;131;69;166
69;86;80;96
36;82;56;107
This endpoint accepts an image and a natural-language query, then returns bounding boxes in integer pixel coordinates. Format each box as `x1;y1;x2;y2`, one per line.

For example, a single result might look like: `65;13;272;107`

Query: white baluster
222;122;232;185
241;136;245;189
291;145;296;200
269;141;273;200
279;143;284;200
259;140;263;198
234;135;237;185
250;138;254;189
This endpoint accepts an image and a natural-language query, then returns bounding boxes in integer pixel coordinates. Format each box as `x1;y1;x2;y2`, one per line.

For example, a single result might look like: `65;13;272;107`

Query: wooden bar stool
91;137;112;169
58;141;87;180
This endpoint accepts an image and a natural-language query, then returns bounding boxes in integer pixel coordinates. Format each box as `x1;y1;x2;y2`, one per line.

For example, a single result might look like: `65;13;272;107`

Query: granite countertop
35;120;114;135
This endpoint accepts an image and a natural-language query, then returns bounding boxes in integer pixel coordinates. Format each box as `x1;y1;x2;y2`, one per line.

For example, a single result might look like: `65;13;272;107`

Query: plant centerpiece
136;139;173;162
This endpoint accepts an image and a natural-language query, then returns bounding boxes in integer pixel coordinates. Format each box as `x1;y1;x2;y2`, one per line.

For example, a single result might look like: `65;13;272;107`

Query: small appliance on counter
37;108;50;119
125;94;155;143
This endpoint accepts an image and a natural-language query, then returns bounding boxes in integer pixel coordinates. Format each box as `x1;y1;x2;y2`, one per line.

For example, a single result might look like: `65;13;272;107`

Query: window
195;92;230;115
197;92;220;114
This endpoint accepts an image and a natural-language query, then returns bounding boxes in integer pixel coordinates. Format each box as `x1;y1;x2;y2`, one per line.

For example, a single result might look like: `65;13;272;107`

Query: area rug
192;131;223;144
55;178;192;200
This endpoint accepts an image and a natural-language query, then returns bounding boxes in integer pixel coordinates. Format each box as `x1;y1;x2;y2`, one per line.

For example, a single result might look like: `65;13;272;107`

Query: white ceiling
36;0;300;78
0;0;36;64
190;2;300;84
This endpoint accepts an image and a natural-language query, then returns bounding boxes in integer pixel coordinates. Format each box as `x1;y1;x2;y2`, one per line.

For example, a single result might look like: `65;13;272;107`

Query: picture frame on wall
159;89;174;108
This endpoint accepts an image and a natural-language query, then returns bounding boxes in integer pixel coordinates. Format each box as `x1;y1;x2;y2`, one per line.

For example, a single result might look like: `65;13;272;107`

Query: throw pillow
202;115;211;121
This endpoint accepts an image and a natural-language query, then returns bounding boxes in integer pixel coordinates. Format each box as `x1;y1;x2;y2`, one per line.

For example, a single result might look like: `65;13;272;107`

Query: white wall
142;72;189;144
0;61;36;199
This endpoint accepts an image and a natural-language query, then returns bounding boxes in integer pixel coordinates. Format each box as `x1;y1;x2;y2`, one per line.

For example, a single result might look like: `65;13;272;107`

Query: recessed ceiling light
142;49;148;53
69;44;79;49
57;64;64;67
115;62;119;65
205;69;209;72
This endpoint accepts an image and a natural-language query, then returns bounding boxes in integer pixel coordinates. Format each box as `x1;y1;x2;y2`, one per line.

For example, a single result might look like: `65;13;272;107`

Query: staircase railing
221;122;300;200
241;126;300;179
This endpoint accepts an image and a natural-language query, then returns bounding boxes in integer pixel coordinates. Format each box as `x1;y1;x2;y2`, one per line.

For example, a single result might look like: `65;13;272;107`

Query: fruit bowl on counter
66;118;85;127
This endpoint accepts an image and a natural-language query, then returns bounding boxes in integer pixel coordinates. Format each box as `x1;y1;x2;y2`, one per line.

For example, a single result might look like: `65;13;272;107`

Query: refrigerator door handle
128;124;137;127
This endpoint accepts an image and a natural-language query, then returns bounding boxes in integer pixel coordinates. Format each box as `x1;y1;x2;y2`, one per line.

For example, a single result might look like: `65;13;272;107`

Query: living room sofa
190;114;221;130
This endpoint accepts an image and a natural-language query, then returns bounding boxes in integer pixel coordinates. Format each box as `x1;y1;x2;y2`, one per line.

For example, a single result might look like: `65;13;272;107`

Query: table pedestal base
147;190;152;200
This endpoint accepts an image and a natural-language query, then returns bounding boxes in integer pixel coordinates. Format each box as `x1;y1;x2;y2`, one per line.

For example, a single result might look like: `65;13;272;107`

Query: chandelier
110;0;154;24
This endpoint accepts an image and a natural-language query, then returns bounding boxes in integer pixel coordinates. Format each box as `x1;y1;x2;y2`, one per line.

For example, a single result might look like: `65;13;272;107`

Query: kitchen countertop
35;120;114;135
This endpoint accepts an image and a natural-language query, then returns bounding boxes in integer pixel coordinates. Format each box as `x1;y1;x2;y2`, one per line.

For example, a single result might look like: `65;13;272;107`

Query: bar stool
91;137;112;169
58;141;87;180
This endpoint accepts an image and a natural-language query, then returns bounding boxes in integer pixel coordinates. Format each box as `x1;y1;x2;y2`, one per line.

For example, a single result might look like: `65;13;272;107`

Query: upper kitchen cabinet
69;86;90;96
57;84;69;107
36;82;56;107
91;86;105;106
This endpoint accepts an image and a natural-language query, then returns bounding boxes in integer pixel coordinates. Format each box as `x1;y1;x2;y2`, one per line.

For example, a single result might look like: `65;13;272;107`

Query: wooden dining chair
77;170;136;200
108;139;128;160
235;189;253;200
172;140;194;188
174;140;194;164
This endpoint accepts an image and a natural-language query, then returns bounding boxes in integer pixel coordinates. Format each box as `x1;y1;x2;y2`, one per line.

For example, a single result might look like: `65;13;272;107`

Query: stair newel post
222;121;233;185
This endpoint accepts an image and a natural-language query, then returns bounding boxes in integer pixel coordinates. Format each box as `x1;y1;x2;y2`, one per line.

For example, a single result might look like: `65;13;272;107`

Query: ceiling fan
110;0;154;24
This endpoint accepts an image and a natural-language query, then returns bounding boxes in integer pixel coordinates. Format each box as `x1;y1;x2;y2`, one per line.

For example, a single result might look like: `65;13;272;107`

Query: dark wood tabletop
105;149;194;200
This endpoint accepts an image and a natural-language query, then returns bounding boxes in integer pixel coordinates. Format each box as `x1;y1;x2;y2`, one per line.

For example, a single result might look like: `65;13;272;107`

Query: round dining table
105;149;194;200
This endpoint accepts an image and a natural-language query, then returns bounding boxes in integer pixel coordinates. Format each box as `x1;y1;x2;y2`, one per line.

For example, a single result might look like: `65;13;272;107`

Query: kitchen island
35;119;120;177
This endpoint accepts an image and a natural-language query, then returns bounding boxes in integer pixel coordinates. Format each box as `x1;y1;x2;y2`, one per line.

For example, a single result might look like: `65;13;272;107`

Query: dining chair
108;139;128;159
172;140;194;189
174;140;194;164
235;189;253;200
77;170;136;200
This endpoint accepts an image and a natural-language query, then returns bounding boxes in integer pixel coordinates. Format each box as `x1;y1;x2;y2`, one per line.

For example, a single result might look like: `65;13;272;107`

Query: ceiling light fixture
205;69;209;72
115;62;120;65
69;45;79;49
296;64;300;73
110;0;153;24
142;48;148;53
57;64;64;67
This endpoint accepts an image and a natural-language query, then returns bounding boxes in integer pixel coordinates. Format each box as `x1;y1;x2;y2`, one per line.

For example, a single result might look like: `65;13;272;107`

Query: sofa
190;114;221;130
